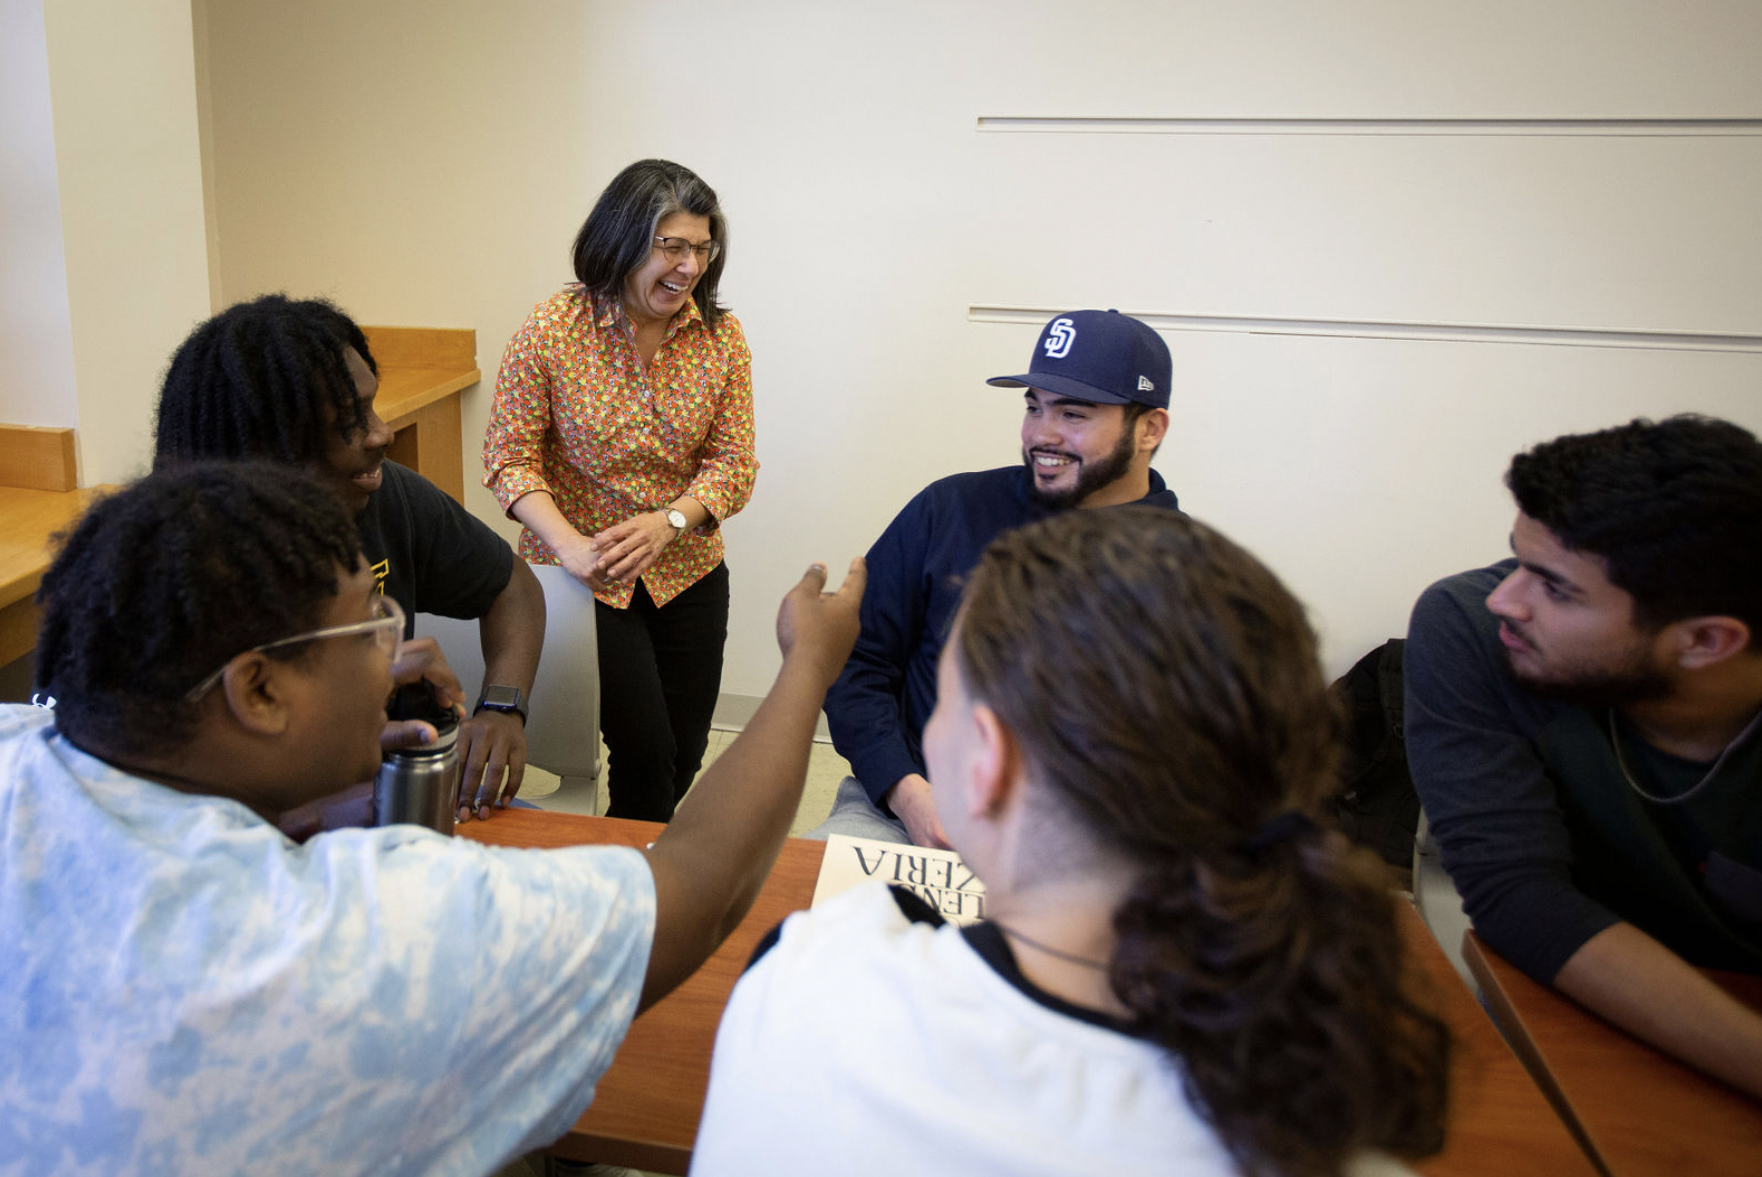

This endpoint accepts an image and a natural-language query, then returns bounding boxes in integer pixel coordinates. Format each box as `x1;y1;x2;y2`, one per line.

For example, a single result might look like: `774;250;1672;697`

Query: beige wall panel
42;0;211;486
0;0;79;432
971;130;1762;334
204;0;1762;690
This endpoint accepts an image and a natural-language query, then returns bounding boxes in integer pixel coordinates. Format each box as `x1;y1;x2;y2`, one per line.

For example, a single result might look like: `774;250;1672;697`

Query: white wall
41;0;212;486
203;0;599;514
0;0;78;432
202;0;1762;691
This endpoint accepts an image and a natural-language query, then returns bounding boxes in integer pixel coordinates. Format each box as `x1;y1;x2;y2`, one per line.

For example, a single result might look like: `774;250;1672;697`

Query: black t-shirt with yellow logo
356;461;512;637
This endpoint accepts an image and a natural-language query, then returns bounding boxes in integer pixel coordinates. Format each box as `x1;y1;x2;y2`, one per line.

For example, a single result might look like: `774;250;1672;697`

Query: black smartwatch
474;684;528;726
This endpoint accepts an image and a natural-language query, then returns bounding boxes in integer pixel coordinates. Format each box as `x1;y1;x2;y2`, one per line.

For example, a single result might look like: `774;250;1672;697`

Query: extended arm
1555;922;1762;1097
380;460;540;820
638;558;866;1010
456;558;545;816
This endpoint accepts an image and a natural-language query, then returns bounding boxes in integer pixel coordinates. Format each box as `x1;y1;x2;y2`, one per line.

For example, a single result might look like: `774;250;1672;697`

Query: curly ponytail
956;508;1450;1177
1112;832;1447;1177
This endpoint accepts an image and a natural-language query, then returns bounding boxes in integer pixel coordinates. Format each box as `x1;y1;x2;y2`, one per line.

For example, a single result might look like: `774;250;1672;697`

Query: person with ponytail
693;507;1450;1177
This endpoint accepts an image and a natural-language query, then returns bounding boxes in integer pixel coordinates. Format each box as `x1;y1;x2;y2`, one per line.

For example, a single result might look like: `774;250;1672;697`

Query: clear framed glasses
652;235;720;265
184;594;406;702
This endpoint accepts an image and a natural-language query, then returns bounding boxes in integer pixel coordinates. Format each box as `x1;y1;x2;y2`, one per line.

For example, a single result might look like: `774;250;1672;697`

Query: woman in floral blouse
484;159;757;821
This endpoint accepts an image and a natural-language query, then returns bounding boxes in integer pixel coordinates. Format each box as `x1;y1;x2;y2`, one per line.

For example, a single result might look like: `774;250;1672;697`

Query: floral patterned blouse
483;286;758;608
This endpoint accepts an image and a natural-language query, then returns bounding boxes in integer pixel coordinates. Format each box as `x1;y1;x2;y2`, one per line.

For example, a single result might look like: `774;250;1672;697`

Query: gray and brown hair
571;158;728;329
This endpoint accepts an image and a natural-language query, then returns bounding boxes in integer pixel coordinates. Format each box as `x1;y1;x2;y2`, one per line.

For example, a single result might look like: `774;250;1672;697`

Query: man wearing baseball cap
818;310;1182;846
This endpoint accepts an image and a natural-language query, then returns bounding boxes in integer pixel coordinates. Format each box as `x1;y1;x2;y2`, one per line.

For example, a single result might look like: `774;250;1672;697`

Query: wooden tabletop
463;809;1595;1176
374;362;480;426
362;325;479;427
359;326;478;504
1401;902;1599;1176
0;484;111;667
1463;930;1762;1176
0;485;109;610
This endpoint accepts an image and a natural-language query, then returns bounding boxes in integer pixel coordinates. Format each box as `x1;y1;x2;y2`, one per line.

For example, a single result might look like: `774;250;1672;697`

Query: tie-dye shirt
0;705;655;1177
483;286;758;608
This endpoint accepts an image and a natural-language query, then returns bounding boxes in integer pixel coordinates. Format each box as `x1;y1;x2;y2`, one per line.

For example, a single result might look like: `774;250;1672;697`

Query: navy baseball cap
987;309;1171;409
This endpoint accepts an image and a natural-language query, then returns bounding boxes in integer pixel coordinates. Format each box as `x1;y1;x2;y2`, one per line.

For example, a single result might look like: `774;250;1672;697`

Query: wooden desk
463;811;1594;1176
0;484;110;667
1400;901;1599;1176
1464;931;1762;1176
362;326;480;505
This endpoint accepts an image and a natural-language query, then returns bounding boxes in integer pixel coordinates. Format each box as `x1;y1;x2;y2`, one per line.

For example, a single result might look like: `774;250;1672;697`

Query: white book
811;834;989;926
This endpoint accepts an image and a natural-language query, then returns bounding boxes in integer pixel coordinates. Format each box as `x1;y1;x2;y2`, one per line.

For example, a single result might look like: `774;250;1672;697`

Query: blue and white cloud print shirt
0;705;655;1177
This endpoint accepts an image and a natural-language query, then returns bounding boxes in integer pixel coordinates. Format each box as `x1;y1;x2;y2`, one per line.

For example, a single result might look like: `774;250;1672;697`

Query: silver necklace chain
1607;707;1762;806
992;923;1111;971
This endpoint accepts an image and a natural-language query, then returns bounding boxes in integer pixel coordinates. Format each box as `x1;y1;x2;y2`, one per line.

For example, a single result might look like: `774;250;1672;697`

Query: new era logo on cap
986;309;1172;409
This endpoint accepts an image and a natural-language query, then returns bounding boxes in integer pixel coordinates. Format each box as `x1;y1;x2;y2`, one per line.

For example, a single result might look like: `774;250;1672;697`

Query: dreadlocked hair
153;294;376;469
954;508;1451;1177
35;462;362;760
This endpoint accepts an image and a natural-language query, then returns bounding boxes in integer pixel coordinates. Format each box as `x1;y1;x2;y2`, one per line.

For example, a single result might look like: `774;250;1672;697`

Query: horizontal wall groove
977;116;1762;137
968;306;1762;353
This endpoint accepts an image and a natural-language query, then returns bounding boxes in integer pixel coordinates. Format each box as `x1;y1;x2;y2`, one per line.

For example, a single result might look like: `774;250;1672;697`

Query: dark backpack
1329;638;1421;871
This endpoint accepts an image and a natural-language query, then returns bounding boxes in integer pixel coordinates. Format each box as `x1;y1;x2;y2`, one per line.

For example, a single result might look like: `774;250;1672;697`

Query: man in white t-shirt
1;462;862;1175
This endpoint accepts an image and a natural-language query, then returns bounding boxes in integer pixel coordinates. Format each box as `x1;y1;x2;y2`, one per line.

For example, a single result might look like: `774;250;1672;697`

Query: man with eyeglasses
0;462;864;1174
820;310;1180;847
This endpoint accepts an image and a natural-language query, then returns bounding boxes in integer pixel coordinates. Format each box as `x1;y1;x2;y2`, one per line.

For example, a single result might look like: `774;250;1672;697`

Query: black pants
595;562;729;821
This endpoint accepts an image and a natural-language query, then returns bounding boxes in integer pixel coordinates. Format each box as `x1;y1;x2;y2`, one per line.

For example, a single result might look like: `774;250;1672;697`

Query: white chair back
416;563;600;803
1412;811;1476;987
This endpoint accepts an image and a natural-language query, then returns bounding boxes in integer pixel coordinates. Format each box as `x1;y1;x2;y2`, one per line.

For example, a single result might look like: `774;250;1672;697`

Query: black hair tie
1242;810;1319;857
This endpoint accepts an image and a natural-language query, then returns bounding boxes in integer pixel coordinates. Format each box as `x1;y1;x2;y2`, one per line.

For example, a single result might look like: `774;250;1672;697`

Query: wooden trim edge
0;425;77;492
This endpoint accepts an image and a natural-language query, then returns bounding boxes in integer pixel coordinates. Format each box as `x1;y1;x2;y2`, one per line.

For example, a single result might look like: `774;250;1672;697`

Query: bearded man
1406;414;1762;1099
819;310;1179;847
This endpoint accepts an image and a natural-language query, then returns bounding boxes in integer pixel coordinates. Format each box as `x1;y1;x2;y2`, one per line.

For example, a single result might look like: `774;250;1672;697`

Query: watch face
666;509;687;531
481;685;520;709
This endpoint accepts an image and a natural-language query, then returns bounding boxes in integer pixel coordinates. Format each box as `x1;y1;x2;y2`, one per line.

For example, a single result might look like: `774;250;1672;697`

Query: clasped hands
555;510;681;592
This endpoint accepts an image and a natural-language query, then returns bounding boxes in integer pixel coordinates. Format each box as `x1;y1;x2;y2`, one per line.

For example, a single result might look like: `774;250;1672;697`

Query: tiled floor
514;727;849;838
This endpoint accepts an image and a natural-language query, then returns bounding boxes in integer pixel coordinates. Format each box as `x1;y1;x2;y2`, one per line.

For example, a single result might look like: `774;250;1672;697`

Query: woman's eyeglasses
652;236;720;264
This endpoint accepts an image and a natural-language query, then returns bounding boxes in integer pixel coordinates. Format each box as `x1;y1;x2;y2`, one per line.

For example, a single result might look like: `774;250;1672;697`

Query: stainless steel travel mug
373;681;461;835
